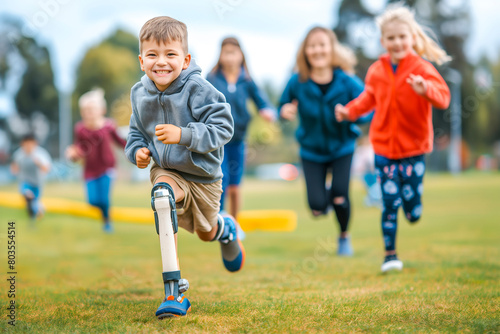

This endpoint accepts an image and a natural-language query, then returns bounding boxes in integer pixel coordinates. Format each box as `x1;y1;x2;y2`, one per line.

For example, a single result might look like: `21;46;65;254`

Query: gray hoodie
125;60;233;183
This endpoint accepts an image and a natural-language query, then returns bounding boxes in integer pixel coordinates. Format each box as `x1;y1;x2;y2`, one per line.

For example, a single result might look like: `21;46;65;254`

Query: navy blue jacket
279;68;372;163
207;68;273;143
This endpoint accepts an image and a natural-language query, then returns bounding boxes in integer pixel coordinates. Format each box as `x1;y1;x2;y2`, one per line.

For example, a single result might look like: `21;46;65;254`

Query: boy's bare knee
155;176;185;202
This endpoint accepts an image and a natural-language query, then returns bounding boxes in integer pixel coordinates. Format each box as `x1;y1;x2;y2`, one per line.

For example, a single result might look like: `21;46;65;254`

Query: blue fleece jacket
207;68;273;143
125;60;234;183
279;68;372;163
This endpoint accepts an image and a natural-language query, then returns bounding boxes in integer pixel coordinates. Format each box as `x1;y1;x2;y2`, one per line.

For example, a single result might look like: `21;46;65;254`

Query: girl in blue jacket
208;37;275;220
279;27;371;256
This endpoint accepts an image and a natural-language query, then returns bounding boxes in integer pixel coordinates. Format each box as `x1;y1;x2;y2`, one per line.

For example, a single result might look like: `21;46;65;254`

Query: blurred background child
279;27;372;256
336;5;451;272
10;134;52;221
351;135;382;208
207;37;275;226
66;89;127;233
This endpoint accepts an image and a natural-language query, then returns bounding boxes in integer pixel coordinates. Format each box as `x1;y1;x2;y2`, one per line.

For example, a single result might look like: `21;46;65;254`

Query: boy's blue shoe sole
220;215;246;272
155;294;191;319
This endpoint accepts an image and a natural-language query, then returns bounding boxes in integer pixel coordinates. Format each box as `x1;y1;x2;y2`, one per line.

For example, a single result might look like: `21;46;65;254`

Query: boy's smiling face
139;39;191;92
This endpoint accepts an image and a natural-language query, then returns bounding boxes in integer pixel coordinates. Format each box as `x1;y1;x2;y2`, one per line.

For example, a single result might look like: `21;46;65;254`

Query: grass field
1;172;499;333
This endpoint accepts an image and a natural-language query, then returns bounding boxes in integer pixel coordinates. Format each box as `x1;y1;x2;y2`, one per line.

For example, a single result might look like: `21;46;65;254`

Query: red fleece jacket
346;52;450;159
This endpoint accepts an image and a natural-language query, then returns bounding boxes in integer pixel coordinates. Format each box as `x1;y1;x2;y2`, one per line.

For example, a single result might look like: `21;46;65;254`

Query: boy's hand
155;124;181;144
407;73;428;96
280;100;298;121
136;147;151;169
335;104;349;122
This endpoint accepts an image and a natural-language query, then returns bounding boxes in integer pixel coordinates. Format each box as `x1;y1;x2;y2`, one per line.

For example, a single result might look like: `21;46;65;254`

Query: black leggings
301;154;353;233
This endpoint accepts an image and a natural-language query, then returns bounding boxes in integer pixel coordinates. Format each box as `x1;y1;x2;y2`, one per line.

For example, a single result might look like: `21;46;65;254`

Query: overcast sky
1;0;498;93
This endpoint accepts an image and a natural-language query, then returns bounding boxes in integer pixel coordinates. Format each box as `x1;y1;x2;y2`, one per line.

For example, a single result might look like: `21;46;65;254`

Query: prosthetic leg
151;182;191;318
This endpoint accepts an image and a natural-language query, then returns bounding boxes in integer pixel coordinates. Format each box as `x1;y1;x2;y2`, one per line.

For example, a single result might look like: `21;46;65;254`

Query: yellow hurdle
0;191;297;232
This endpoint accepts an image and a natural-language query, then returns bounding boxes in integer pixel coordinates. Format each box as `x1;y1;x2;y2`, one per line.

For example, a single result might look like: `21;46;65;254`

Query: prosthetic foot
151;183;191;318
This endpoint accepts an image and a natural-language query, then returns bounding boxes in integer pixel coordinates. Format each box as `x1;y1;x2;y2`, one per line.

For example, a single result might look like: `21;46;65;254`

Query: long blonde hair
376;4;451;65
296;27;357;82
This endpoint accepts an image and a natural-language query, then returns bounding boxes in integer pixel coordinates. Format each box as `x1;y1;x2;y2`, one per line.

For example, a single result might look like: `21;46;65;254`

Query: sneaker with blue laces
219;215;245;272
381;254;403;273
155;294;191;319
337;236;353;256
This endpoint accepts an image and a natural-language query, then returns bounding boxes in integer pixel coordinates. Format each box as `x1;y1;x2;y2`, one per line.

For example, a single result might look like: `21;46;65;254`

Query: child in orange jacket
336;4;451;273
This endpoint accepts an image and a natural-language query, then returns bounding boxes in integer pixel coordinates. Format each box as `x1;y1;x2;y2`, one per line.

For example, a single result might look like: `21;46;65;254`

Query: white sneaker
381;255;403;273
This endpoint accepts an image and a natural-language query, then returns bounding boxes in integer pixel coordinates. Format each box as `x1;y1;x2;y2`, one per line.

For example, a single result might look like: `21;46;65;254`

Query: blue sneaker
219;215;245;272
103;222;114;234
155;294;191;319
337;236;353;256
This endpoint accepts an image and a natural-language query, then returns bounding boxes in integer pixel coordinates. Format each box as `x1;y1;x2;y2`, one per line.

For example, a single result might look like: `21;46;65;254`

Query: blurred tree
15;35;59;122
469;55;500;151
0;15;59;156
72;29;141;123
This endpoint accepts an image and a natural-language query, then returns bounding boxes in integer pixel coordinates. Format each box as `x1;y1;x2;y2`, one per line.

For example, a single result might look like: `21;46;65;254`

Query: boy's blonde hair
296;27;357;82
139;16;188;54
79;88;106;110
376;4;451;65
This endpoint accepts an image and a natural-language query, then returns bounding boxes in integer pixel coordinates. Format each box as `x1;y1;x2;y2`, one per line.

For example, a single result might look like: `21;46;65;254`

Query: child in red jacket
336;4;451;273
66;89;127;233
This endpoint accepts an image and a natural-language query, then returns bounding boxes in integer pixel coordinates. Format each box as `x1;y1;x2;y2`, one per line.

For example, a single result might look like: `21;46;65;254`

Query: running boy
336;5;451;273
11;134;52;220
125;16;244;318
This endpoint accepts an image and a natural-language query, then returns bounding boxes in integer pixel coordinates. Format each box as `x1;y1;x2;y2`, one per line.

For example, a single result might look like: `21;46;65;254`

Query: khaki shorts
150;163;222;233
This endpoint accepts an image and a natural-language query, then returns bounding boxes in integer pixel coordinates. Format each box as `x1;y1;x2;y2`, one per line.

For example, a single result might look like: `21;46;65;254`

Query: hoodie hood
140;59;203;95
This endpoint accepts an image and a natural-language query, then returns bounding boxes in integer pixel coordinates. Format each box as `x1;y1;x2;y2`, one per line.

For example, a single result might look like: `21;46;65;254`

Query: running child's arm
66;124;85;162
248;80;276;122
336;68;377;122
335;90;376;122
407;67;451;109
65;145;82;162
125;104;151;166
33;156;50;173
10;162;19;175
349;75;374;125
178;84;233;154
109;121;127;148
278;76;298;121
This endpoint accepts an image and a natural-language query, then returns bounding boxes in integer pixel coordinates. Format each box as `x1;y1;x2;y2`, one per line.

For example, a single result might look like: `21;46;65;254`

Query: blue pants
20;182;41;218
86;172;113;222
220;141;246;211
375;154;426;252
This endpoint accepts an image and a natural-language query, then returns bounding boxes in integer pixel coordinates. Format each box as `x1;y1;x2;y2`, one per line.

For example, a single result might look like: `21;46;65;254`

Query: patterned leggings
375;154;426;252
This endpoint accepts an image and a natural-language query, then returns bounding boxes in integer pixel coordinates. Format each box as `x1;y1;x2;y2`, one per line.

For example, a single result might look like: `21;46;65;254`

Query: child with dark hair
11;134;52;220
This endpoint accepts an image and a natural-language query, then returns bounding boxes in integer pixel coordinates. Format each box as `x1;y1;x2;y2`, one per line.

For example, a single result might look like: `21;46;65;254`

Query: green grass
1;173;499;333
